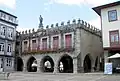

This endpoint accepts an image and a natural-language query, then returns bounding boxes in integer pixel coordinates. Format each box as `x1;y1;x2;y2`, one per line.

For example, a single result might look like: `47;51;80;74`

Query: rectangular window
32;40;37;50
0;43;4;52
53;36;59;49
8;28;13;38
24;41;28;51
7;44;12;52
0;13;6;19
8;16;13;22
1;58;3;68
42;38;47;50
109;30;119;45
0;26;5;36
108;10;117;22
65;34;72;49
6;58;12;67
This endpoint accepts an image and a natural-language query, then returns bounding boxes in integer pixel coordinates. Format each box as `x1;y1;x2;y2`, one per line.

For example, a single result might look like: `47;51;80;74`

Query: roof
92;1;120;16
0;10;17;18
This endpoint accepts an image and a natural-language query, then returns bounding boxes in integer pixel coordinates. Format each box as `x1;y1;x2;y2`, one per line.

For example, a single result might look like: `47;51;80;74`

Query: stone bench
0;72;10;80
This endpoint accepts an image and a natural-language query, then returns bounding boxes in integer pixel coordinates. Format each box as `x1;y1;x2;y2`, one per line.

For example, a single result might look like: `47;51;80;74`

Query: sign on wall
104;63;112;74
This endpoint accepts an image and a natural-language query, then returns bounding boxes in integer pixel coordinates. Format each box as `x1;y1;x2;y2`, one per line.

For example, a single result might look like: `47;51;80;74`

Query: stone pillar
23;60;27;72
53;60;58;74
96;57;100;71
37;60;41;73
91;66;95;72
104;50;109;63
78;67;84;73
73;57;77;73
23;66;27;72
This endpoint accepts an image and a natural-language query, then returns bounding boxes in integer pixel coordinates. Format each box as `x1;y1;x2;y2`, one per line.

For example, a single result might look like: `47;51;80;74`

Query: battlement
20;18;101;36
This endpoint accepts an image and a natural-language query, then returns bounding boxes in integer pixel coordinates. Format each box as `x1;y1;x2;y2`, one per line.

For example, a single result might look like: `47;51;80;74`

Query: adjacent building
93;1;120;69
16;18;103;73
0;10;18;72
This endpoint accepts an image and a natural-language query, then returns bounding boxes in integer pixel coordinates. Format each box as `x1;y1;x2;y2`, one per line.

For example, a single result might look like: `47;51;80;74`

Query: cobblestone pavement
1;72;120;81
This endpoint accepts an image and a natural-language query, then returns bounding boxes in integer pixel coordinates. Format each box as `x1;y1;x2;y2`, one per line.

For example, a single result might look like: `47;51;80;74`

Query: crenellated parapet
44;19;101;36
20;18;102;39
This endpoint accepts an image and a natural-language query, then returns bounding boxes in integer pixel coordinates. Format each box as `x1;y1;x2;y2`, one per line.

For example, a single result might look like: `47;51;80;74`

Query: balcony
22;46;75;55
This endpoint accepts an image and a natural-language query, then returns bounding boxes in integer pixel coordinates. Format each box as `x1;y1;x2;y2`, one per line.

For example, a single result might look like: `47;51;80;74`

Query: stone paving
1;72;120;81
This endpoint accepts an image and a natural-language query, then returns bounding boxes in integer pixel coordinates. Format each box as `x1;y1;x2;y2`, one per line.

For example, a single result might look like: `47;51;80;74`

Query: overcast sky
0;0;118;32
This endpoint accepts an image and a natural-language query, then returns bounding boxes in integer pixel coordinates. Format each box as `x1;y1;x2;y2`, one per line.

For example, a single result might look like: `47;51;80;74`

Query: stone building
16;18;103;73
0;10;18;72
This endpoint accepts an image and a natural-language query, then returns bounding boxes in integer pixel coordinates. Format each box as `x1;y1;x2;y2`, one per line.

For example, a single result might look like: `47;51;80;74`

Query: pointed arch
16;57;24;71
27;56;37;72
40;55;54;72
58;54;73;73
84;54;91;72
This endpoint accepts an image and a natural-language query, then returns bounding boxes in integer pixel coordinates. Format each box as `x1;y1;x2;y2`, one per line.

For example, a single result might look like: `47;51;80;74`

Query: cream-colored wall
101;5;120;47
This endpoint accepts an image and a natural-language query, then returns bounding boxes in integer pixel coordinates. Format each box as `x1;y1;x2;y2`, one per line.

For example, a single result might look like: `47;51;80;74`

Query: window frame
0;43;4;52
65;34;72;49
53;36;59;49
108;10;117;22
109;30;119;46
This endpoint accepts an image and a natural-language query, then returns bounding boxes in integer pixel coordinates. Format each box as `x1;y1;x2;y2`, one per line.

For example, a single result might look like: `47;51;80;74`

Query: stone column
73;57;77;73
96;57;100;71
23;60;27;72
37;60;41;73
104;50;109;63
53;60;58;74
23;66;27;72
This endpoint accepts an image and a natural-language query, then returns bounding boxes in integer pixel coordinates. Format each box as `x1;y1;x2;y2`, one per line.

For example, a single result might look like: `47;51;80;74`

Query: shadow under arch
40;55;54;72
27;56;37;72
83;54;92;73
58;54;73;73
16;57;24;71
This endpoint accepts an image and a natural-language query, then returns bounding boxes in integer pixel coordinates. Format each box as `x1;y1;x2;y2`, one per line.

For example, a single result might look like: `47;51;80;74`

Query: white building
0;10;18;72
93;1;120;71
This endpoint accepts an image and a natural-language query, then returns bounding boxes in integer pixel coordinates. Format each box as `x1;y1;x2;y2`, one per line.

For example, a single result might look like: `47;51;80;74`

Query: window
8;16;13;22
65;34;72;48
32;40;37;50
8;28;13;38
0;26;5;36
24;41;28;51
53;36;59;49
108;10;117;22
0;13;6;19
0;43;4;52
1;58;3;68
6;58;12;67
7;44;12;52
109;30;119;45
42;38;47;50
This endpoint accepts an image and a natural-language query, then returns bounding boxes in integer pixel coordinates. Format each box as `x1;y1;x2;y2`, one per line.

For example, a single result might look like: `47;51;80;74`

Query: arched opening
40;56;54;72
16;57;24;71
27;56;37;72
94;56;98;71
58;54;73;73
84;55;91;73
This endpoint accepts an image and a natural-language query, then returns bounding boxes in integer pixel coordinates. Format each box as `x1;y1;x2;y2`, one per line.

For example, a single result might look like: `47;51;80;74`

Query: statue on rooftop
39;15;43;28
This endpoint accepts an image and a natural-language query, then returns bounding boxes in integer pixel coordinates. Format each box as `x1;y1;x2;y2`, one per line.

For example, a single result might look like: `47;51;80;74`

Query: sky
0;0;119;32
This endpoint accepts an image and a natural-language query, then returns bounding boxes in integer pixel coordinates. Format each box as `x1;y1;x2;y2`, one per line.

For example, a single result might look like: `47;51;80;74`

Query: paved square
1;72;120;81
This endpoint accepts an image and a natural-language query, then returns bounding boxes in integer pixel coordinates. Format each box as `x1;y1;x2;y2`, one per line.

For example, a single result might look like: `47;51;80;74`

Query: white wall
101;5;120;47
